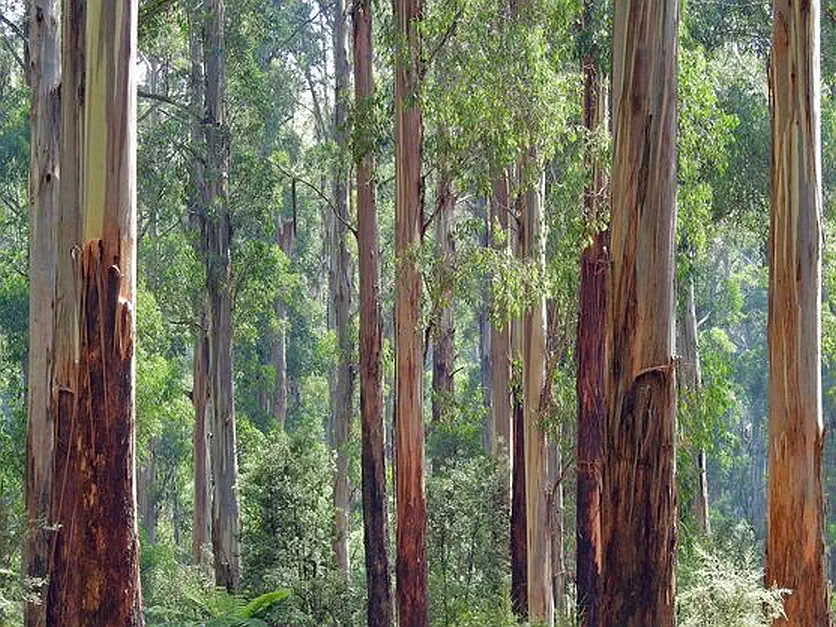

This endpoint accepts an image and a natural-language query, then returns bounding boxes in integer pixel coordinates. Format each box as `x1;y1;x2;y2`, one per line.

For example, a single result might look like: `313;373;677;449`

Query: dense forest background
0;0;835;624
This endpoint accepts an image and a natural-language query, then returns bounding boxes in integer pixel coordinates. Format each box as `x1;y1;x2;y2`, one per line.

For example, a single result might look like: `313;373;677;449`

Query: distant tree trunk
576;10;607;621
765;0;829;619
393;0;428;622
476;199;493;451
600;0;678;620
521;166;553;627
48;1;144;623
272;216;295;427
491;172;512;475
204;0;241;592
24;0;60;622
678;278;710;535
354;2;394;622
331;0;355;577
431;169;455;430
138;442;158;544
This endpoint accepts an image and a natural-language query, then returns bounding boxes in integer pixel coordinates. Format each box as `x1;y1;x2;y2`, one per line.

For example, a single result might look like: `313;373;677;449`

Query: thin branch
137;88;200;119
269;159;358;237
0;13;26;43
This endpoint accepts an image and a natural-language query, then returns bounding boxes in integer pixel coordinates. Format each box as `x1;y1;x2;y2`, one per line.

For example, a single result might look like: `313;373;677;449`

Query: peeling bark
48;3;143;621
600;0;679;620
765;0;830;618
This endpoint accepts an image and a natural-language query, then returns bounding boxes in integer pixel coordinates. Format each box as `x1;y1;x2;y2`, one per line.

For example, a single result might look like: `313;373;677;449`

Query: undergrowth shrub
677;521;788;626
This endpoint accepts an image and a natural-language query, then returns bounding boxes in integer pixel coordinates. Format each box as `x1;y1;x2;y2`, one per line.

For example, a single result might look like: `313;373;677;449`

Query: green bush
677;521;788;626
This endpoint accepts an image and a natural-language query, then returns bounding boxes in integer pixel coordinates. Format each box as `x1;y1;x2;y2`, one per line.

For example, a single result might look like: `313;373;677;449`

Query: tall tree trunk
521;166;553;626
393;0;428;622
678;278;710;534
600;0;678;620
491;173;512;482
431;170;455;431
765;0;829;618
331;0;355;577
204;0;241;592
354;2;394;622
24;0;59;622
187;2;212;567
576;11;607;622
48;1;144;623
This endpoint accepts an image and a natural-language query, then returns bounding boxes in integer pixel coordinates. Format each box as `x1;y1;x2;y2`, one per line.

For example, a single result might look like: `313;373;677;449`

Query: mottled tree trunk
431;170;456;431
393;0;428;622
354;3;394;622
521;167;553;627
24;0;60;622
600;0;678;621
331;0;355;577
576;12;607;621
765;0;830;618
204;0;241;592
48;1;144;623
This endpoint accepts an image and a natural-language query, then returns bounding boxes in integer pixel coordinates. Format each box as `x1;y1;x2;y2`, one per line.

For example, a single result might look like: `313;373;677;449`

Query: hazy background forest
0;0;835;624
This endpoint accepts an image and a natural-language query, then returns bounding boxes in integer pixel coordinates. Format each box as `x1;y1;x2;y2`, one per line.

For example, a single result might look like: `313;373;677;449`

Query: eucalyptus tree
765;0;829;618
24;0;59;623
575;0;607;617
203;0;242;592
600;0;679;621
393;0;429;622
48;0;144;622
353;0;393;622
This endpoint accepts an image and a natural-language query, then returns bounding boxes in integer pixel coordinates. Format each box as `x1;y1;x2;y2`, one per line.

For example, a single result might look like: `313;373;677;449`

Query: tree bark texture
521;168;553;627
25;0;60;622
576;14;607;621
203;0;241;592
393;0;428;622
354;3;394;623
48;1;144;623
765;0;830;618
575;231;606;627
331;0;355;576
600;0;679;621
